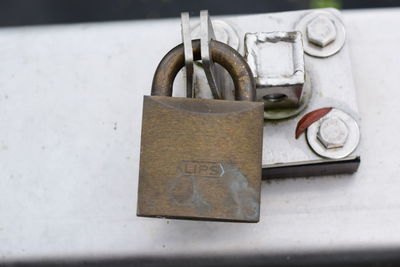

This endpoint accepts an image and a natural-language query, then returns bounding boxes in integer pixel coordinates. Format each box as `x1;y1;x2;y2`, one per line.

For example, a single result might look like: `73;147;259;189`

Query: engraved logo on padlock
179;161;224;178
137;39;264;222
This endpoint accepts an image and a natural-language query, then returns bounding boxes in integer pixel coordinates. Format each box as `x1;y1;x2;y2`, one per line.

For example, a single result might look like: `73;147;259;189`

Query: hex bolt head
306;15;337;48
317;117;349;149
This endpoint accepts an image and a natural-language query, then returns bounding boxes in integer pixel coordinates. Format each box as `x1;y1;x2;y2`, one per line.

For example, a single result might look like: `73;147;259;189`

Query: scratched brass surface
151;39;256;101
137;96;264;222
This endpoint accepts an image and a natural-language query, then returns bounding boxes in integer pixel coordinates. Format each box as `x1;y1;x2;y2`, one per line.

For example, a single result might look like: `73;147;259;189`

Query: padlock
137;39;264;222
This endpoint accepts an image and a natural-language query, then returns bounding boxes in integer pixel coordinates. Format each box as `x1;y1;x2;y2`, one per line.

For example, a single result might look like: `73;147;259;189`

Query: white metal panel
0;8;399;264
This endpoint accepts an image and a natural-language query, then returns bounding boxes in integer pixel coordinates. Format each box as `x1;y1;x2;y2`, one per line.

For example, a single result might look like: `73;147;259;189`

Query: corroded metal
138;41;264;222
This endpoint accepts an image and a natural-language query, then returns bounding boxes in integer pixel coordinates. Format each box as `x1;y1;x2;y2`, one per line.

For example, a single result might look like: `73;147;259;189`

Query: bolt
317;117;349;149
306;15;337;48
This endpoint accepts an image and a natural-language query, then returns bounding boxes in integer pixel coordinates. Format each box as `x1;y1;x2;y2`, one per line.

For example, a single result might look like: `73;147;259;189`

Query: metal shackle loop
151;39;256;101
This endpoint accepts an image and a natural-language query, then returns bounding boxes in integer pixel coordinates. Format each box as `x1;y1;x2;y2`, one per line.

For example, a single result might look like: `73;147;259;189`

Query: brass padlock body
137;40;264;222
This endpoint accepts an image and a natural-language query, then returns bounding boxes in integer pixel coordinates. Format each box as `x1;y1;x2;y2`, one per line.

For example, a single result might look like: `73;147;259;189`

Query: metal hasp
235;8;360;178
200;10;221;99
181;10;224;99
181;12;194;98
245;31;305;109
191;18;242;100
177;9;359;178
138;40;264;222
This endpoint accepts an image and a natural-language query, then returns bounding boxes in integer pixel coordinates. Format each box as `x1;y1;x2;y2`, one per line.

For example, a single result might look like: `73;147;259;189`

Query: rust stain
295;107;332;139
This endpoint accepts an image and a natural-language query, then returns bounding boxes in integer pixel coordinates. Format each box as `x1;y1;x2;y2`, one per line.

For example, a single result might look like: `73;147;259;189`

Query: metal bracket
181;12;194;98
180;10;222;99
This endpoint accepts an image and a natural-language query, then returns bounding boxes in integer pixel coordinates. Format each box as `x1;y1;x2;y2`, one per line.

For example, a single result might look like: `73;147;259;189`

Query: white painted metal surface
0;8;400;264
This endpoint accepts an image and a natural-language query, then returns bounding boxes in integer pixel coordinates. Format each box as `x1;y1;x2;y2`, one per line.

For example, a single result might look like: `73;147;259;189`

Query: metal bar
180;12;194;98
200;10;221;99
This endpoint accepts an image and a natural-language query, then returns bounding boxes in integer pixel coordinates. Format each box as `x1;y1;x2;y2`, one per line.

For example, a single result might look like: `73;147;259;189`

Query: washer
306;108;360;159
295;11;346;58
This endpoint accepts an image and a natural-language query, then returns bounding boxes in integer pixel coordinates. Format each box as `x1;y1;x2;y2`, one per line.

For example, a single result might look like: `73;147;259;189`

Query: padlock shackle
151;39;256;101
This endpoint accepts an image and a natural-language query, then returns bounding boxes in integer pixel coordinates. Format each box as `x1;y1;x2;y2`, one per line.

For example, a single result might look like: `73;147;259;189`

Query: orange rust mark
295;107;332;139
